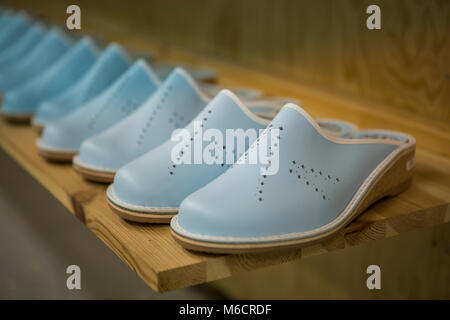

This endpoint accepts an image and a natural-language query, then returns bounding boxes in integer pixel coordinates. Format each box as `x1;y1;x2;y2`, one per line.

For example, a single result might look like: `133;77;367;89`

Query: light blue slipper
0;9;15;28
170;104;416;253
0;10;13;28
0;10;18;33
1;36;98;121
0;22;46;71
73;69;301;183
105;90;358;223
37;59;161;161
32;43;132;129
73;67;210;181
0;27;72;95
106;90;270;222
0;11;31;52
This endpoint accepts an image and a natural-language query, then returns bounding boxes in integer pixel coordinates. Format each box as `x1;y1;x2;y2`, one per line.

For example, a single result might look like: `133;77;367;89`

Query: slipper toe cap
112;162;178;210
40;122;81;151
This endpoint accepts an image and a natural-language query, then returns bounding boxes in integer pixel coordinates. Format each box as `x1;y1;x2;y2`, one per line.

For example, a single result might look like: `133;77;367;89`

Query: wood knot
70;190;98;224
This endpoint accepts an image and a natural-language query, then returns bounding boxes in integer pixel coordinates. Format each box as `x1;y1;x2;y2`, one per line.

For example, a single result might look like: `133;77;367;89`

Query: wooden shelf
1;5;450;292
1;100;450;292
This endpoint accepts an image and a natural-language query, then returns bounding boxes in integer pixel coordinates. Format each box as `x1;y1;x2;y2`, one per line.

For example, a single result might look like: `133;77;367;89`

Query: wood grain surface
213;222;450;299
5;0;450;123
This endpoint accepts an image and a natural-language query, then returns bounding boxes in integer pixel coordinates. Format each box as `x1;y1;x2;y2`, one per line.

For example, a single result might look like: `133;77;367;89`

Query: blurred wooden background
4;0;450;123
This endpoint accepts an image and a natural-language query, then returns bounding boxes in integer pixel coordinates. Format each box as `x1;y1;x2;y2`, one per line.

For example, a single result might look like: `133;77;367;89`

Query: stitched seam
73;155;117;172
107;185;178;212
36;139;78;154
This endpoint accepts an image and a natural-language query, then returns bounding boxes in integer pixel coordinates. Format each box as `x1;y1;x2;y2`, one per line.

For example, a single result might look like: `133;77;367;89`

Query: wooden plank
1;115;449;292
211;223;450;299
